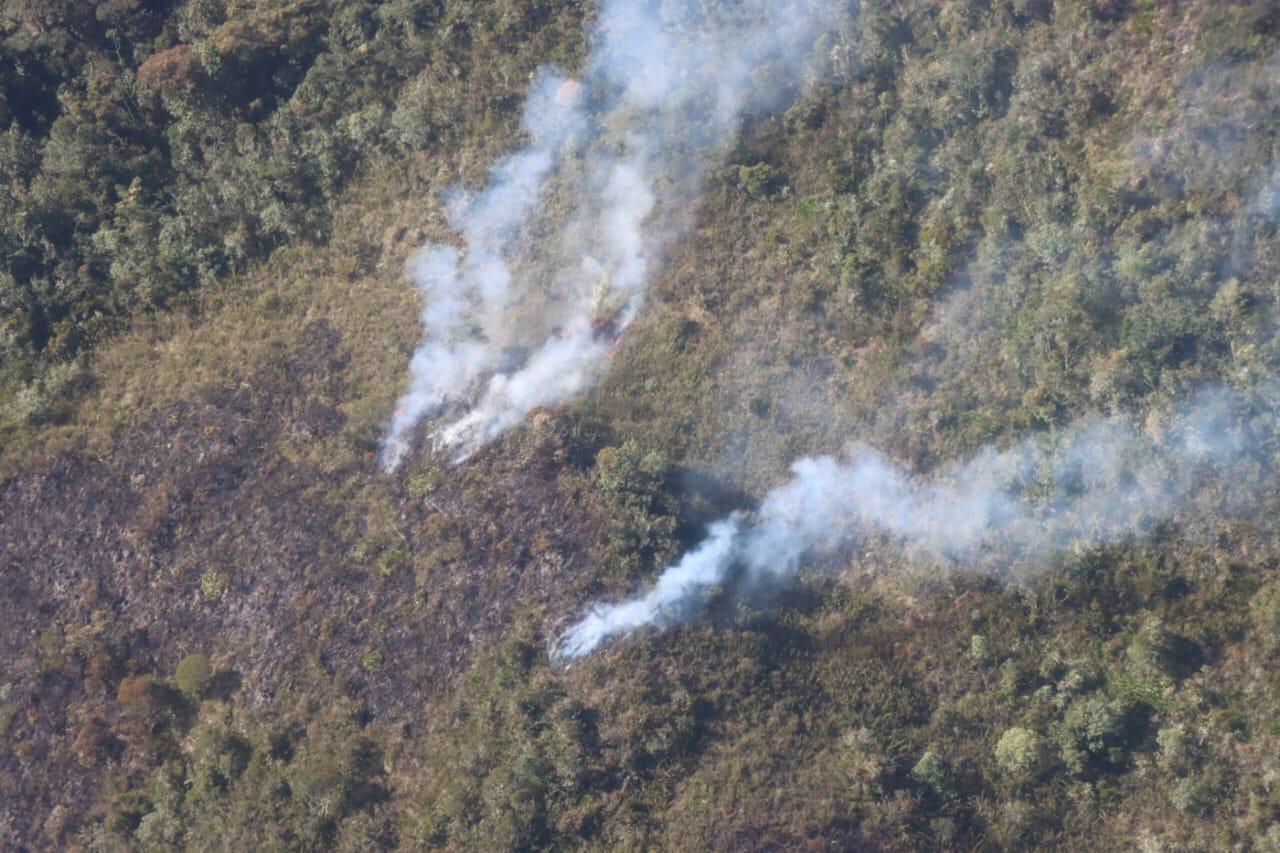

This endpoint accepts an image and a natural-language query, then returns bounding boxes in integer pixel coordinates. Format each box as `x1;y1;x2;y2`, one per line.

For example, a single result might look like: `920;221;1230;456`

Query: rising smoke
555;385;1273;660
553;51;1280;662
381;0;842;470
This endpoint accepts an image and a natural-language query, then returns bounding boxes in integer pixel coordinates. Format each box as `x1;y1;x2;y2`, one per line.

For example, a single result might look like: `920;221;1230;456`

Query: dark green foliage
595;439;679;578
174;652;212;696
0;0;590;430
1250;581;1280;654
735;162;787;199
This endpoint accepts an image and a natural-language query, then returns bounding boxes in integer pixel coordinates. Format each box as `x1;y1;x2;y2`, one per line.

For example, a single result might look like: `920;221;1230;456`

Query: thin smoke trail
555;385;1271;661
381;0;842;471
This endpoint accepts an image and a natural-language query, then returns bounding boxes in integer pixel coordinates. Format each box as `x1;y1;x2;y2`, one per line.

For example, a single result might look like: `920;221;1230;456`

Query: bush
200;570;228;600
911;749;949;794
1125;616;1177;680
1056;695;1125;775
376;546;409;577
135;805;183;846
595;441;679;576
995;727;1045;781
968;633;992;665
407;466;443;497
1156;723;1199;773
736;163;787;199
175;654;213;697
117;674;159;719
1250;581;1280;655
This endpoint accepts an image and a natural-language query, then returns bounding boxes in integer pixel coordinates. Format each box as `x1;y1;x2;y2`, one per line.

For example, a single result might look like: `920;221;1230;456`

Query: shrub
175;653;213;697
135;805;183;845
72;718;112;768
1125;616;1176;680
595;441;679;576
736;163;786;198
376;546;409;577
408;466;443;497
911;749;949;794
200;570;228;600
968;634;992;665
107;791;153;838
1250;581;1280;654
389;74;439;150
117;674;159;719
1156;723;1199;773
840;727;888;801
995;727;1044;781
136;45;204;94
1056;695;1125;775
295;751;349;817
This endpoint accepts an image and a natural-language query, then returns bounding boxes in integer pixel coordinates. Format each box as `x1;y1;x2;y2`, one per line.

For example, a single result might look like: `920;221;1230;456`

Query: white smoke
555;385;1270;660
381;0;842;470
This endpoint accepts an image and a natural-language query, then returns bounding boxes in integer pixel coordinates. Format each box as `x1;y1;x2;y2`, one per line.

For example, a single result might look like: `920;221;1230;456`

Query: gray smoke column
381;0;841;471
555;385;1264;660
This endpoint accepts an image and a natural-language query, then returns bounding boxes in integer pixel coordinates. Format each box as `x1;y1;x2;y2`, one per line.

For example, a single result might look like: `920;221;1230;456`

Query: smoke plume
552;42;1280;662
555;385;1273;660
381;0;841;470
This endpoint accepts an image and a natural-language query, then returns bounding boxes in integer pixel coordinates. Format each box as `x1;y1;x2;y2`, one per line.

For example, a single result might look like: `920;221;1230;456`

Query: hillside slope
4;0;1280;850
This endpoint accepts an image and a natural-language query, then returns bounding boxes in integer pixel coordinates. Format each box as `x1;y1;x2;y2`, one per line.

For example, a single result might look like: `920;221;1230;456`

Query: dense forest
3;0;1280;849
